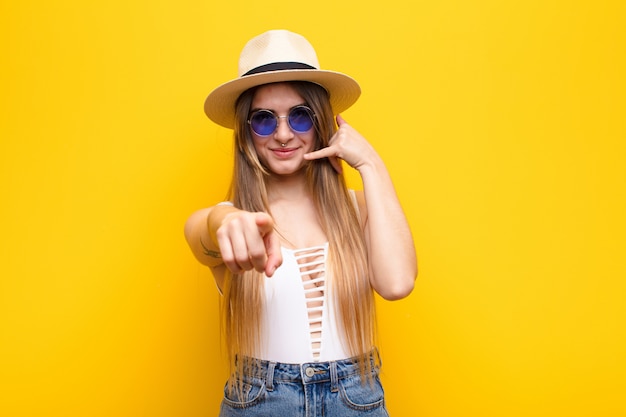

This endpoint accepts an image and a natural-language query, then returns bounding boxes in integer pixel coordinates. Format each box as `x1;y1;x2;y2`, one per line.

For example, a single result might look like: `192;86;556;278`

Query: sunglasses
248;105;316;137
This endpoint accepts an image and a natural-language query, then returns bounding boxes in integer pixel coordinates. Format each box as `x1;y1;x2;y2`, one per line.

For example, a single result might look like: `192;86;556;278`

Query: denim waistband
237;349;381;391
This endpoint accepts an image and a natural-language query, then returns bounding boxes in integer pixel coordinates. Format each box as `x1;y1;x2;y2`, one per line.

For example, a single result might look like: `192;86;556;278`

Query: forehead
251;83;306;111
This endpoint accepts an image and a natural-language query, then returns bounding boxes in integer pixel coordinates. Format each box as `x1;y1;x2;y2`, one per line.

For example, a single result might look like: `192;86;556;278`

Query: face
249;83;316;177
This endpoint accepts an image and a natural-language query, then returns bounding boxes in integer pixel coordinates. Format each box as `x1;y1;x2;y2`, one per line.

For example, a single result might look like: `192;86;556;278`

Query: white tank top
259;243;350;363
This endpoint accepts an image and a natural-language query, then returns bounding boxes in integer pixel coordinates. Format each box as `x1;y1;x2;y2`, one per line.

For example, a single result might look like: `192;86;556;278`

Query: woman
185;29;417;416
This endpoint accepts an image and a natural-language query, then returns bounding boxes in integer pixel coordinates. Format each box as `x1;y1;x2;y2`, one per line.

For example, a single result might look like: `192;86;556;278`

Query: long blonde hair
222;81;377;383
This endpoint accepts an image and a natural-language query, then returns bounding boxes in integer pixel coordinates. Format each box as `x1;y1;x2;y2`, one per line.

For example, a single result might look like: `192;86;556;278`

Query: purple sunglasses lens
288;107;314;133
250;110;277;136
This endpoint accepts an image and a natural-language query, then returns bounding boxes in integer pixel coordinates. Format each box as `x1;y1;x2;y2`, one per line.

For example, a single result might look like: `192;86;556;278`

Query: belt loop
330;361;338;393
266;361;276;391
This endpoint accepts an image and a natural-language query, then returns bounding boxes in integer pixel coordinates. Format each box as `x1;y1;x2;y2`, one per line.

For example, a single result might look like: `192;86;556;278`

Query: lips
271;147;299;158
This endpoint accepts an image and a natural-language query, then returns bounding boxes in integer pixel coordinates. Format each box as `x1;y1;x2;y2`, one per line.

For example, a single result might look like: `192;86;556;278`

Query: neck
266;172;309;202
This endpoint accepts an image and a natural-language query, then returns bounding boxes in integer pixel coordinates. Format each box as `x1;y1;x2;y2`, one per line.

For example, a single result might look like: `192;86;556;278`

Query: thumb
336;114;347;127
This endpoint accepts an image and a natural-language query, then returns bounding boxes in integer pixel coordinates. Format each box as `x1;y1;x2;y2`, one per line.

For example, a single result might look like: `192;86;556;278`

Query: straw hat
204;30;361;128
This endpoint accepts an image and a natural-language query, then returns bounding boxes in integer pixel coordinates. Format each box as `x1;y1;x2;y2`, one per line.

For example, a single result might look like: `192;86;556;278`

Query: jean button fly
305;367;315;377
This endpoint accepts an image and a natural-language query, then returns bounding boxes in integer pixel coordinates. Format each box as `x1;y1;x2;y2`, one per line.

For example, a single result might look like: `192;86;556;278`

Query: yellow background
1;1;625;416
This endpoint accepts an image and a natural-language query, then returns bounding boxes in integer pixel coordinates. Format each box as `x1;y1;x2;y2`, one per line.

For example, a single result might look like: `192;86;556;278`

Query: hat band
242;62;316;76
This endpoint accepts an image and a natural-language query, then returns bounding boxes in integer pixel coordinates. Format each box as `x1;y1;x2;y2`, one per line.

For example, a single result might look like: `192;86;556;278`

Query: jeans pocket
338;374;386;411
222;375;267;409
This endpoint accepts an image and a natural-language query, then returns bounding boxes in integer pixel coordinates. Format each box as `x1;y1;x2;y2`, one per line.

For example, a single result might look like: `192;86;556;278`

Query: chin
269;163;307;176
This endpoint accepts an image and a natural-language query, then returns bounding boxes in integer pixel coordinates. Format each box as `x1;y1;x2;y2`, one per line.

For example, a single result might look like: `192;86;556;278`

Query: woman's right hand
212;209;283;277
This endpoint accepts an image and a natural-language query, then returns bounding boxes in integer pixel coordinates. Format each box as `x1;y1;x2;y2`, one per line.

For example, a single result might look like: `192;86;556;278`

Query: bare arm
304;115;417;300
184;205;283;291
356;163;417;300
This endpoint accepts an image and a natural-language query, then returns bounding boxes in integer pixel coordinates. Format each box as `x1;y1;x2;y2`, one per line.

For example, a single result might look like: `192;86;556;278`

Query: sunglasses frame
247;105;316;137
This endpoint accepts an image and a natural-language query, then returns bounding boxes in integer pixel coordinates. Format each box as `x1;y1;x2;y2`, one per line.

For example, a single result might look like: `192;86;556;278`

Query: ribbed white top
260;243;349;363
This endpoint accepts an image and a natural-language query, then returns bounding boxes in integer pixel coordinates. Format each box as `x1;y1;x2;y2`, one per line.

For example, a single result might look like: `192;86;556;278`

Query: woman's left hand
304;114;377;174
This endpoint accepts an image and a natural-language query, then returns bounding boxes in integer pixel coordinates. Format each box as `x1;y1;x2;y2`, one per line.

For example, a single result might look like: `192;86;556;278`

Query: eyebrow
249;103;308;114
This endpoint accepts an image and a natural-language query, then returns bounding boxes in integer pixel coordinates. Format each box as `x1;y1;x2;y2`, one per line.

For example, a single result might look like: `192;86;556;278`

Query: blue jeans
219;352;390;416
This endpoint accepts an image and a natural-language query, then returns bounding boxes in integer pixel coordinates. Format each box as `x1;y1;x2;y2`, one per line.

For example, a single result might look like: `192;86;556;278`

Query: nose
274;115;294;141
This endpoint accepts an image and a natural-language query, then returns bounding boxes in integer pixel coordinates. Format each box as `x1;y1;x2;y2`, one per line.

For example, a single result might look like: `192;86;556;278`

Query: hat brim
204;69;361;129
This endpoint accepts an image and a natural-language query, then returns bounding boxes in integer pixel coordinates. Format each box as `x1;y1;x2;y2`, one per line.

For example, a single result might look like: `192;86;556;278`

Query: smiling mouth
270;147;300;159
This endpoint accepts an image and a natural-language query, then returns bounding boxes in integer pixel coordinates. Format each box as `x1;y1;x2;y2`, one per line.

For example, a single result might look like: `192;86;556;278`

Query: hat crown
238;30;320;77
